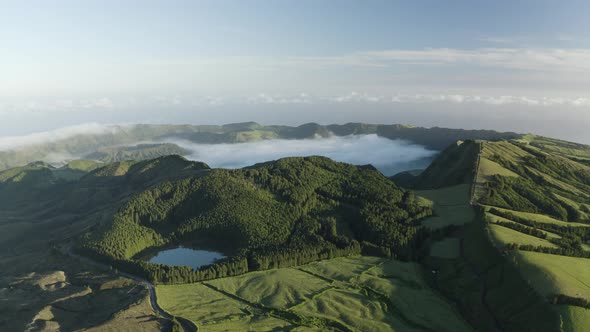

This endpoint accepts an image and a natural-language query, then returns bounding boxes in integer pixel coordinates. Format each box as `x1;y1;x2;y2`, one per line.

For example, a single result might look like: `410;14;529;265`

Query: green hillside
4;126;590;331
470;138;590;329
392;140;480;189
79;156;432;283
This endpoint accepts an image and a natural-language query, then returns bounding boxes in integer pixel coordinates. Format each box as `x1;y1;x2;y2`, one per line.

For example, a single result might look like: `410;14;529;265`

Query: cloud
0;123;122;151
167;134;437;176
357;48;590;72
152;48;590;72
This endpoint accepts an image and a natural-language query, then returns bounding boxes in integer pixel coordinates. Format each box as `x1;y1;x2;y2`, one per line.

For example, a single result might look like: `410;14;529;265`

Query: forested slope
78;156;432;283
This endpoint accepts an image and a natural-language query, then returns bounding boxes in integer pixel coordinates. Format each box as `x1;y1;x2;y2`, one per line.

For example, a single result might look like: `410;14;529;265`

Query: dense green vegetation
78;156;432;283
392;140;480;189
479;140;590;223
481;175;578;221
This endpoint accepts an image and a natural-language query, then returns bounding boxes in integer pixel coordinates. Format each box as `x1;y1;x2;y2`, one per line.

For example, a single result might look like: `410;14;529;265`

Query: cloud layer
0;123;121;151
170;134;436;176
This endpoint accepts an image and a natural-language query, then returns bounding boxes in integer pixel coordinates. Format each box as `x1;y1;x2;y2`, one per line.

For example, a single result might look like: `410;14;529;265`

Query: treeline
504;243;590;259
510;142;590;193
481;175;581;222
493;220;548;239
248;242;364;270
548;294;590;309
488;208;590;248
78;240;394;284
484;145;590;222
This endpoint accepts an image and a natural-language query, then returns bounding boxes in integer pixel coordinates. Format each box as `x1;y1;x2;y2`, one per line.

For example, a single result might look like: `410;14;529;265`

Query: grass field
206;268;332;309
556;306;590;332
157;256;473;332
477;157;519;180
86;292;166;332
484;212;562;239
487;224;559;249
481;205;590;228
298;256;383;282
356;259;471;331
415;184;475;229
508;251;590;300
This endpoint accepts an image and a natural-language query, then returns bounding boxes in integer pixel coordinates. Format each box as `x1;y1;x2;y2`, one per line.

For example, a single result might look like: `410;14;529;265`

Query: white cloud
4;92;590;114
0;123;122;151
168;134;437;176
358;48;590;72
136;48;590;73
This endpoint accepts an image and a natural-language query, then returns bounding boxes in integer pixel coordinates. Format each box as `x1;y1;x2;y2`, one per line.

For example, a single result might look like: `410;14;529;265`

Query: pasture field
477;157;519;180
156;256;473;332
487;223;558;249
556;306;590;332
484;212;562;239
508;251;590;300
415;184;475;229
481;205;590;228
205;268;332;309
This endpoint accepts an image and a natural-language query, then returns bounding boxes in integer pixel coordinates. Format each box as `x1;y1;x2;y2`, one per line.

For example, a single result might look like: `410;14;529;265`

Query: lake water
148;246;226;270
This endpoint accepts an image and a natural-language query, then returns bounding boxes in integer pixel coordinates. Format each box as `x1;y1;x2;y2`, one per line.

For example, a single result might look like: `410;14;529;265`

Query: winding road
64;248;197;332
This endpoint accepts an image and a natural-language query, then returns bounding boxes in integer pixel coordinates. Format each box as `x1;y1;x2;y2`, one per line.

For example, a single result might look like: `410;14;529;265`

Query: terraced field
156;256;473;332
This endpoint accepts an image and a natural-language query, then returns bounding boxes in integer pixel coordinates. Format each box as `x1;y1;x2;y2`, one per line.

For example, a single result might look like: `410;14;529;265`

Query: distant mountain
0;122;522;171
85;143;189;163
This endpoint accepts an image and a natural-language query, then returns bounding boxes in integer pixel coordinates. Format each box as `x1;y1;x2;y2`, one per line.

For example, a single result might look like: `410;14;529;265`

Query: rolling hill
2;126;589;331
401;135;590;331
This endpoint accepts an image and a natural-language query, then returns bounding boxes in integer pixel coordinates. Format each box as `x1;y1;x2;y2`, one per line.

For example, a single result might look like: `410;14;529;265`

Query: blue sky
1;1;590;142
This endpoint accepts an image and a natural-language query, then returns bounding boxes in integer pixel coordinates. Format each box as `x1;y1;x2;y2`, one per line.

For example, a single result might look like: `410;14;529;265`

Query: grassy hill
392;140;480;189
389;137;590;332
157;256;473;331
467;137;590;330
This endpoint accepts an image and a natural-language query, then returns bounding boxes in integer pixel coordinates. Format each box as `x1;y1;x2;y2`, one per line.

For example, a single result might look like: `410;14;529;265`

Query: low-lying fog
168;134;436;176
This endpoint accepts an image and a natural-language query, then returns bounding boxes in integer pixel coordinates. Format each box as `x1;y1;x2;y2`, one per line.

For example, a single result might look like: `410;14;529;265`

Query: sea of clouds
0;124;437;176
167;134;436;176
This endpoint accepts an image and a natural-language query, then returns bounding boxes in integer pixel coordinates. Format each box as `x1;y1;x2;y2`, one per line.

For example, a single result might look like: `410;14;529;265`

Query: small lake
147;246;226;270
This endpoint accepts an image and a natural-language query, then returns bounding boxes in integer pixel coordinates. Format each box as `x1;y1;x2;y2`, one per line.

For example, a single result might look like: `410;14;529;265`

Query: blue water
148;246;225;270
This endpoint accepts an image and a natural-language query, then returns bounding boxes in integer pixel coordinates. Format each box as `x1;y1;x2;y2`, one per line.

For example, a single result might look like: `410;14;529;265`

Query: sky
1;0;590;142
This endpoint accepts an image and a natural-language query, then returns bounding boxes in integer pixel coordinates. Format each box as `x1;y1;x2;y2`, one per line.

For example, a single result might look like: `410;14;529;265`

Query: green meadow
157;256;472;332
